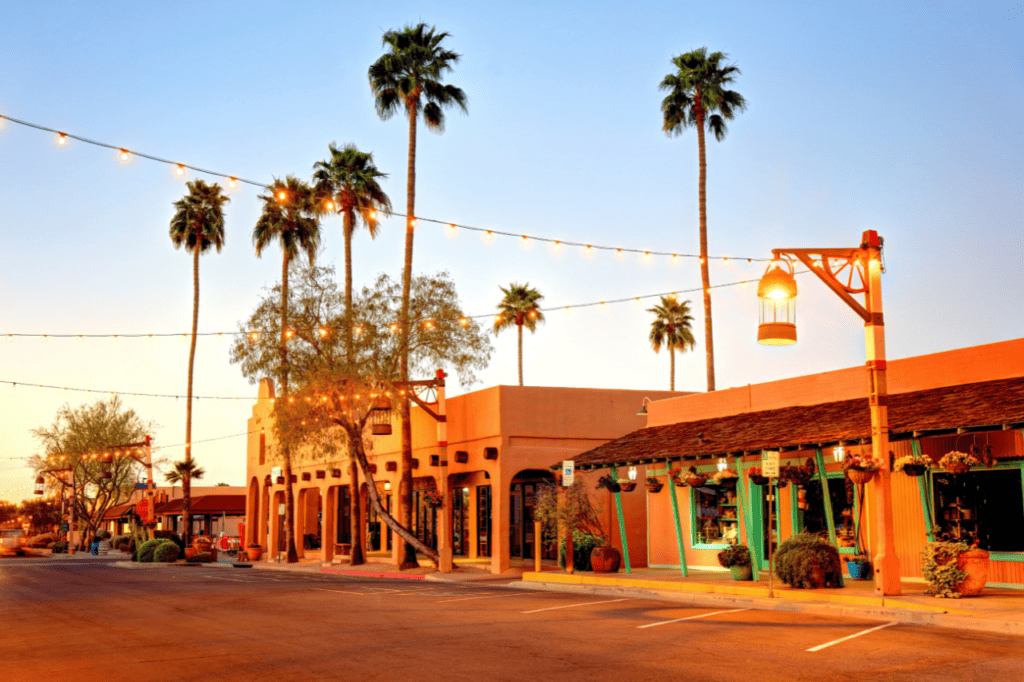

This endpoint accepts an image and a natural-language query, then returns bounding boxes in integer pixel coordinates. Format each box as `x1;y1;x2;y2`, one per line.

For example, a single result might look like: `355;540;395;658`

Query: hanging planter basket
685;475;708;488
942;462;972;476
749;474;769;487
618;481;637;493
714;475;738;490
645;481;664;493
847;469;876;485
902;463;928;477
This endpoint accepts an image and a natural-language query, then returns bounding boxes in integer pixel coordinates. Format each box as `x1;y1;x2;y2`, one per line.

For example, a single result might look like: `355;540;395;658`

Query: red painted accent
438;441;448;447
319;569;425;580
862;230;881;247
866;360;888;370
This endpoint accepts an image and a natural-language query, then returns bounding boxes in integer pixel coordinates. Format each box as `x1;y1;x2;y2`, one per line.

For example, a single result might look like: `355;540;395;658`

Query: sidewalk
517;566;1024;636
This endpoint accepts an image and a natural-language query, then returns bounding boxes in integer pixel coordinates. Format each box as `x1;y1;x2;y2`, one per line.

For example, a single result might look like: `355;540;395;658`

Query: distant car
0;529;26;556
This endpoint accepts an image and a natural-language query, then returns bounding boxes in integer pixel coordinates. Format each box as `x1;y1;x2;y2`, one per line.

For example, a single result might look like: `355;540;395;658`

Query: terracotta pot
847;469;876;485
590;546;621;573
246;546;262;561
729;564;753;581
645;482;664;494
618;481;637;493
685;475;708;488
192;540;213;553
956;549;989;596
184;547;197;560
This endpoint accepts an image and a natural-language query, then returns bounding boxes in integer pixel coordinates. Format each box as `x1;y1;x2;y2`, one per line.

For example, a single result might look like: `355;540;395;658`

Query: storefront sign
278;503;286;516
762;451;780;478
271;466;282;479
562;460;575;486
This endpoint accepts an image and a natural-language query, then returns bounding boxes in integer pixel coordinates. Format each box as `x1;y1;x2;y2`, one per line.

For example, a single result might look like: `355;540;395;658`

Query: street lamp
34;476;45;495
756;230;900;597
369;398;393;436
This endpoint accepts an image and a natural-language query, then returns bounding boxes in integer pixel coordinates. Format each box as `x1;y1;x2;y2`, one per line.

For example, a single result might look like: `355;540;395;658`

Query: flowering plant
423;489;444;508
938;451;981;473
747;467;763;477
645;477;661;485
842;454;881;472
677;467;706;483
893;453;930;473
712;469;738;483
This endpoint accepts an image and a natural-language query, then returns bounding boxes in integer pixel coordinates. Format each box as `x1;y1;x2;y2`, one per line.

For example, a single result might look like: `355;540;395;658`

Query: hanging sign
271;466;282;479
762;451;780;478
561;460;575;487
136;500;151;521
278;503;286;516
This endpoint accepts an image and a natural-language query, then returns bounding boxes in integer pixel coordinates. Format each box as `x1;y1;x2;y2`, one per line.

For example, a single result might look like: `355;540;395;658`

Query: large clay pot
192;538;213;554
956;549;990;596
729;564;753;581
590;546;622;573
247;546;262;561
184;547;197;560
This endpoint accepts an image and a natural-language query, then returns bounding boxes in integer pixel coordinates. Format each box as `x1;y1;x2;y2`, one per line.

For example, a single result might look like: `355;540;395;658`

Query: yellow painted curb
521;572;974;615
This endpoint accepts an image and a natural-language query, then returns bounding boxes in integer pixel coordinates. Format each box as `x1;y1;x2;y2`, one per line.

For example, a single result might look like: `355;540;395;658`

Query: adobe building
103;485;245;538
244;379;681;573
568;338;1024;589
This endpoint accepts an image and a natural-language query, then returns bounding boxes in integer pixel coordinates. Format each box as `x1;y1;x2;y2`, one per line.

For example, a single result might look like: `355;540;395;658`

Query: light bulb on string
118;149;131;164
277;191;287;202
485;230;493;241
174;164;186;178
672;254;679;263
448;223;456;235
459;317;468;327
57;133;68;146
227;177;238;189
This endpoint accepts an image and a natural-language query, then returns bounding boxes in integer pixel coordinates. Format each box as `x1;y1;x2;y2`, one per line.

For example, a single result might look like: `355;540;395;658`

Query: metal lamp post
756;230;900;597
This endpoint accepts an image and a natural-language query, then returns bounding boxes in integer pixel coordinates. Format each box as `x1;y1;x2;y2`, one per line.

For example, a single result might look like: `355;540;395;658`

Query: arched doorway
510;469;557;561
247;478;260;546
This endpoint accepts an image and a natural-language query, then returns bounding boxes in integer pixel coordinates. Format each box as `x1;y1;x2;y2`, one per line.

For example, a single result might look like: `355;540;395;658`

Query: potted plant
711;468;738;489
781;461;814;488
667;469;687;488
678;466;708;488
423;489;444;510
717;544;753;581
617;477;637;493
938;451;982;476
747;467;769;486
921;540;990;597
192;535;214;553
775;532;842;589
894;453;931;477
645;476;664;493
246;544;263;561
844;553;872;579
590;542;622;573
596;475;622;493
533;479;605;575
843;453;881;484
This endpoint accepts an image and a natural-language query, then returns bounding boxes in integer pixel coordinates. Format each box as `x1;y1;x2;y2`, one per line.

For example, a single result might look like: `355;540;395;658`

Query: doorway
510;470;557;561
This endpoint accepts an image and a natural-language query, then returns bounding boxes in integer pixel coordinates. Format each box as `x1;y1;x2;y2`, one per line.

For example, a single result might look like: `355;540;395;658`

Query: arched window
259;430;266;466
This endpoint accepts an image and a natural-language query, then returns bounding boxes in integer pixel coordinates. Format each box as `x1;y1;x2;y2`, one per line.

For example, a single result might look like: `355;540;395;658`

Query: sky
1;1;1021;500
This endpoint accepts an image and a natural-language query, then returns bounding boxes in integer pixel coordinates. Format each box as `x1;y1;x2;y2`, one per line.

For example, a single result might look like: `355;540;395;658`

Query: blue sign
134;483;148;490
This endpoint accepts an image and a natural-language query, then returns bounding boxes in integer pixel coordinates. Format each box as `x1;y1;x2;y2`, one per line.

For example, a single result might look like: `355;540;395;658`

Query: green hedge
153;542;181;563
187;552;213;564
775;532;842;588
137;538;173;563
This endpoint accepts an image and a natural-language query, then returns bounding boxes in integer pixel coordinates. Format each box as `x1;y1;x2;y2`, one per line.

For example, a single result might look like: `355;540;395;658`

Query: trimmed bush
187;552;213;564
775;532;842;589
717;544;752;568
50;541;68;554
137;539;166;563
153;542;181;563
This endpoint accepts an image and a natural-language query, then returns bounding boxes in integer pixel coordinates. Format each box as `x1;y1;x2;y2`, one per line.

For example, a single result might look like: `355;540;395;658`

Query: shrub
775;532;842;588
50;541;68;554
187;552;213;564
100;530;112;540
137;539;167;563
717;544;752;568
558;531;603;572
109;535;126;551
921;541;971;598
154;542;181;563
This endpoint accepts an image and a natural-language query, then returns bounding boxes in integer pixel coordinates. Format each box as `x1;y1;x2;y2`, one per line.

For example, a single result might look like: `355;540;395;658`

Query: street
1;559;1021;682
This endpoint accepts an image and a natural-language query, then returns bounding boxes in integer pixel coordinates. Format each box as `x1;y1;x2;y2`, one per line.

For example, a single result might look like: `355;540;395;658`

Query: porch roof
102;502;135;520
563;376;1024;471
155;495;246;515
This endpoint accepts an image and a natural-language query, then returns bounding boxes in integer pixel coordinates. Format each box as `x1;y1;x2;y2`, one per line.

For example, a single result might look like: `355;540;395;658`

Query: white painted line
637;609;748;629
806;621;898;652
437;593;528;603
522;598;630;614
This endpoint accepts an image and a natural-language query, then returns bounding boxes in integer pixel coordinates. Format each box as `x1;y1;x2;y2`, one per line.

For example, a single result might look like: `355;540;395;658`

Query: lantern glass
384;481;392;491
833;446;846;463
758;297;797;345
627;466;637;481
34;476;45;495
717;458;728;472
370;400;393;436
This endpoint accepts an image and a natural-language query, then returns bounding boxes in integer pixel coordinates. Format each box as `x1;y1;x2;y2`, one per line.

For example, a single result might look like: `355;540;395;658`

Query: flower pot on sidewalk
729;564;753;581
956;549;990;596
590;546;621;573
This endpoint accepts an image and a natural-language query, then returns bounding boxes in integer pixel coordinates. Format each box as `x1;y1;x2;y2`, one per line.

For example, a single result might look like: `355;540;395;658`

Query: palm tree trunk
343;211;355;363
183;240;200;545
280;253;299;563
349;459;364;565
670;346;675;392
695;95;716;392
398;100;419;569
517;322;524;386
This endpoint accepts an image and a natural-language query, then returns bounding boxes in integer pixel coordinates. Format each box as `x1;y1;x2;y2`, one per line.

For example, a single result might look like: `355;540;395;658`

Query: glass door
477;486;492;557
452;488;470;556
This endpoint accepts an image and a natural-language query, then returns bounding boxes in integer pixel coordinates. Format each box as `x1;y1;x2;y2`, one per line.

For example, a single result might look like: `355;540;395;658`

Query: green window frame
688;465;735;550
929;460;1024;560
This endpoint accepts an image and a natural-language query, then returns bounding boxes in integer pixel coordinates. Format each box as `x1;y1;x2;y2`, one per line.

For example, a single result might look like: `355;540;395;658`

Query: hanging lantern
34;476;45;495
100;452;114;479
757;259;798;345
370;397;393;436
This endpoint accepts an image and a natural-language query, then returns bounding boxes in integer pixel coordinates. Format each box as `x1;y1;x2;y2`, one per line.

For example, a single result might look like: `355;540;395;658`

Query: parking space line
806;621;898;652
522;598;629;614
438;592;536;603
637;608;748;629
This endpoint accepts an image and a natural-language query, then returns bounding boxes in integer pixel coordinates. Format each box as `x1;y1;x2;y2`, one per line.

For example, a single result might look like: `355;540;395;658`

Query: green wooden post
814;448;843;587
609;465;632;574
666;460;688;577
911;439;936;541
736;459;761;580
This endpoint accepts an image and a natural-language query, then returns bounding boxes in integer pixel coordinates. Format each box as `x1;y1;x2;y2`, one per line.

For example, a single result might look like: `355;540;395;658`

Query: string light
57;132;68;145
175;164;186;178
118;149;131;163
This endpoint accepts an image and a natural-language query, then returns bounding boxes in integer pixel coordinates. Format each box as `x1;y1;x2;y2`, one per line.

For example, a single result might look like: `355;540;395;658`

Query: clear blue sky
1;1;1021;499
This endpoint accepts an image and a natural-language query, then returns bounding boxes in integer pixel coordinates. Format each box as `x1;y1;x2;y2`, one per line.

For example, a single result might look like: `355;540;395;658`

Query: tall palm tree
647;297;696;391
494;283;545;386
164;459;205;536
253;175;322;564
369;23;467;569
169;179;228;545
312;143;391;567
660;47;746;393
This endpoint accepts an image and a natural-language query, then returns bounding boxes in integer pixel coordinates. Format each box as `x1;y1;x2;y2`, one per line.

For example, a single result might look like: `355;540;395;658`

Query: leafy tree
0;500;18;526
370;22;467;568
253;175;323;563
660;47;746;392
169;178;229;544
19;498;61;534
29;397;150;545
493;283;545;386
647;296;696;391
230;264;491;567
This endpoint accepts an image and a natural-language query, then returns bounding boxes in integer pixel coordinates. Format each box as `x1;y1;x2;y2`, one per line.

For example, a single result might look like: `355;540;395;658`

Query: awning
565;376;1024;471
154;494;246;515
103;503;135;520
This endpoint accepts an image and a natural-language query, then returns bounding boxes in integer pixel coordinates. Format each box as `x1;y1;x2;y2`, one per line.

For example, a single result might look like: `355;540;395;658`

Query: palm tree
660;47;746;393
312;143;391;567
164;459;205;537
369;23;467;569
253;175;322;564
494;283;545;386
169;179;228;545
647;297;696;391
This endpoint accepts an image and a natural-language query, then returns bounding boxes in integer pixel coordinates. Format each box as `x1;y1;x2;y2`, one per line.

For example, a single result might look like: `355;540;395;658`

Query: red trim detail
866;360;887;370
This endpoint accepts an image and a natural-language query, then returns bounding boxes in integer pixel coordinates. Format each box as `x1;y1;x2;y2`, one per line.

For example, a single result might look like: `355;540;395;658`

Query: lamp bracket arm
407;392;446;423
777;249;870;322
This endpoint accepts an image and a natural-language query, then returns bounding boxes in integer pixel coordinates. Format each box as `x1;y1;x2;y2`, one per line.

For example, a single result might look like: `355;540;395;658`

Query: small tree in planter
534;479;608;572
717;544;753;580
775;532;842;588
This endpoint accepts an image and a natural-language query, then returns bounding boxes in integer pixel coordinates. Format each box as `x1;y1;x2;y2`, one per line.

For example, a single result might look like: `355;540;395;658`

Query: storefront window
477;486;492;557
800;476;857;548
933;468;1024;552
691;484;739;546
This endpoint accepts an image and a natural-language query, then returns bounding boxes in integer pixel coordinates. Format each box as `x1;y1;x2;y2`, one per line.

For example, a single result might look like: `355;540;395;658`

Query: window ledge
692;542;730;550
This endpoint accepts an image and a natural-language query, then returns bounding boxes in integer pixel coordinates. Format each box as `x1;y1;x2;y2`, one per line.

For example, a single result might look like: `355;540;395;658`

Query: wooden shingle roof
568;376;1024;470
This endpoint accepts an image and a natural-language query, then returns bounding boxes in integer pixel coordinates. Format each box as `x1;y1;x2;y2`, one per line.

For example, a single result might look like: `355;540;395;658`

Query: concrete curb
512;580;1024;637
113;560;232;569
322;568;426;580
424;573;518;583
